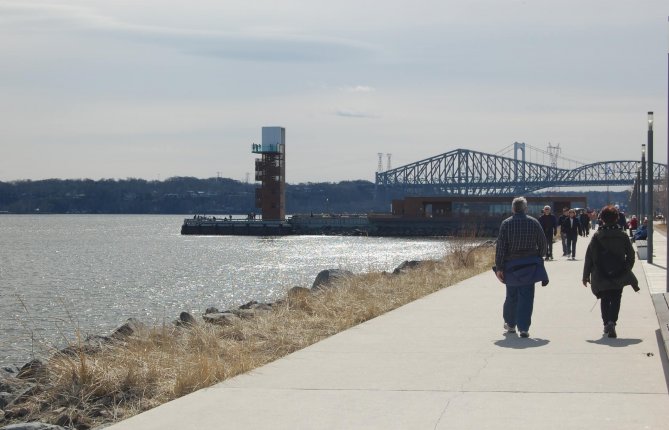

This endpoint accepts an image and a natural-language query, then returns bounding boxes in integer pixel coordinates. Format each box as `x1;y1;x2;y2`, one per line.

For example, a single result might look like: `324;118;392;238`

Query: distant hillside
0;177;630;215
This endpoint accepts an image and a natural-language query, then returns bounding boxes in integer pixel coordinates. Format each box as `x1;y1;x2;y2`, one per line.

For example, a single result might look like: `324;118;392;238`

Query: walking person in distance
539;205;558;260
582;205;639;338
561;208;583;260
495;197;548;338
558;207;569;256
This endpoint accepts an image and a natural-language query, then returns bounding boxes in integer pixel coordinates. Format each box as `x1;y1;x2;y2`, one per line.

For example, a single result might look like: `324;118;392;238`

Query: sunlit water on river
0;215;456;367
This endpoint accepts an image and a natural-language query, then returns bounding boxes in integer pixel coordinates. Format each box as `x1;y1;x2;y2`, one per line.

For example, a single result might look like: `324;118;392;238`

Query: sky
1;0;668;184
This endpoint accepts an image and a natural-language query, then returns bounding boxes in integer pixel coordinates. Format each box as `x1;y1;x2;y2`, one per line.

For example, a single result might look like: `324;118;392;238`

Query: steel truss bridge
375;147;667;196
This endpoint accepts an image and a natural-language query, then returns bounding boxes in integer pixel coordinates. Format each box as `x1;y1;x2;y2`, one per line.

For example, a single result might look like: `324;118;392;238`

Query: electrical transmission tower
547;143;561;170
546;143;561;192
386;153;392;171
377;153;384;173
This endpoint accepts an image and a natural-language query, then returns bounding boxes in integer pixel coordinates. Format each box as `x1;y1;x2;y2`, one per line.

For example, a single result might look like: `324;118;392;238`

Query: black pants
544;232;553;257
600;289;622;325
566;235;577;258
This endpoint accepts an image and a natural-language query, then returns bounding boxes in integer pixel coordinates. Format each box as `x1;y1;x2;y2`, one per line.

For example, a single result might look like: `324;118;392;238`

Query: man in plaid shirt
495;197;547;338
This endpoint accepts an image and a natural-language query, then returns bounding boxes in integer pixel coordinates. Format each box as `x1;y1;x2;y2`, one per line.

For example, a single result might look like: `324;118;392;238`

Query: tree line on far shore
0;177;383;214
0;177;630;215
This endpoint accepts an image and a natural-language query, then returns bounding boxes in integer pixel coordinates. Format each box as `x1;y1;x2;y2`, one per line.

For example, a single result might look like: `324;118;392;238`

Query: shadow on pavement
586;338;642;347
494;335;550;349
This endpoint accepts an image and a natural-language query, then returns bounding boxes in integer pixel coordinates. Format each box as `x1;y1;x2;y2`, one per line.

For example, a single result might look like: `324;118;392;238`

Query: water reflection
0;215;451;366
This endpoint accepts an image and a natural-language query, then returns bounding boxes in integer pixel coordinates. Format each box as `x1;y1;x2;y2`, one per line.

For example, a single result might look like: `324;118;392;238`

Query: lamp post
647;112;654;264
635;169;641;218
641;144;646;223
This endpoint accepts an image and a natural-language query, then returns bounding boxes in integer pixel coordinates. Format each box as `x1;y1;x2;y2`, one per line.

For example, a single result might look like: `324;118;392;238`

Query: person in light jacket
582;205;639;338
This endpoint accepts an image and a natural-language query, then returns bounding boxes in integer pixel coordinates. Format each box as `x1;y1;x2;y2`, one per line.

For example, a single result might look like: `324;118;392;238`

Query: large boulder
175;312;197;327
238;300;259;310
228;309;257;319
111;318;146;340
202;312;239;326
311;269;354;291
16;360;45;380
58;335;110;357
0;368;35;407
392;260;424;275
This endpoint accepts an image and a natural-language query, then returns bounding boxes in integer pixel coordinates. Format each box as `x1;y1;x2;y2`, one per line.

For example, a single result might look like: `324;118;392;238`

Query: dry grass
4;244;494;429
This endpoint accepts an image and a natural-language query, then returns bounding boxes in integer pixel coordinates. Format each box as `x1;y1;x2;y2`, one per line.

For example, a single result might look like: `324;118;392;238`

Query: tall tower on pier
252;127;286;221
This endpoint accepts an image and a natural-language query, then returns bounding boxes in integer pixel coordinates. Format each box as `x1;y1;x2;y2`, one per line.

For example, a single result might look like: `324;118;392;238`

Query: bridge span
375;146;667;196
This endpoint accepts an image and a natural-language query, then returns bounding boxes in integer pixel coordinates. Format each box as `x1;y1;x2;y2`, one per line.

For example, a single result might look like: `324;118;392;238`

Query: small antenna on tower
377;153;384;173
386;153;392;171
245;172;250;184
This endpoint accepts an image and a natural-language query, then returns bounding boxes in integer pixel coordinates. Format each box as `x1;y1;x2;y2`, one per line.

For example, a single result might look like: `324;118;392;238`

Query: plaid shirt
495;213;547;269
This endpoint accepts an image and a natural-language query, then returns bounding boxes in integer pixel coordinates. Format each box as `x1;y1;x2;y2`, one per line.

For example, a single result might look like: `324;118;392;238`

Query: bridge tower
513;142;526;194
252;126;286;221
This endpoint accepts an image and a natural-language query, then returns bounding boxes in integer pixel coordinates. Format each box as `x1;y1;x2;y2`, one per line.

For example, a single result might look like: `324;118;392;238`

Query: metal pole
637;170;641;219
641;146;646;222
648;112;654;264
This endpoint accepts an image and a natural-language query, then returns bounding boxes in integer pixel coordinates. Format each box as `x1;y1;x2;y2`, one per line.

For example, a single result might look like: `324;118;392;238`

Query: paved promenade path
109;231;669;430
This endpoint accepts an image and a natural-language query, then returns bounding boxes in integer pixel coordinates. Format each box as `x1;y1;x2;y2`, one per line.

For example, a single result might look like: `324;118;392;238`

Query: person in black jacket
561;208;583;260
579;210;590;237
538;205;558;260
582;205;639;338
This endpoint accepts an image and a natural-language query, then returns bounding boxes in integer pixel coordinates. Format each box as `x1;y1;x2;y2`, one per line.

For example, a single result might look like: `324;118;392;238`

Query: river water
0;215;451;367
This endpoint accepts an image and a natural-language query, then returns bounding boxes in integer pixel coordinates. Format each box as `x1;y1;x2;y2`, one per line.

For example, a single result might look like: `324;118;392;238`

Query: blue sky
1;0;667;183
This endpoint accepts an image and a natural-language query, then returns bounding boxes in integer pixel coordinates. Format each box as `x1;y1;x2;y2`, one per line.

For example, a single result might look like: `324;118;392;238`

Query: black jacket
561;216;583;238
539;214;558;236
582;224;638;296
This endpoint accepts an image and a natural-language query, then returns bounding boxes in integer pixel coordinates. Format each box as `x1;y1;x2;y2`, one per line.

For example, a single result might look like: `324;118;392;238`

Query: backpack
593;236;627;279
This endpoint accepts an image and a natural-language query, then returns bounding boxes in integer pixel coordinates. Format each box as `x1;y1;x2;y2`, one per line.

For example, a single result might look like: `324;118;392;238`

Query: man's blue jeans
561;233;567;255
503;283;535;332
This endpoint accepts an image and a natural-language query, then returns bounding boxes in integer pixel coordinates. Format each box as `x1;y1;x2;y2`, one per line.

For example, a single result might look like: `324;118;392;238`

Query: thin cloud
0;2;374;63
335;109;377;118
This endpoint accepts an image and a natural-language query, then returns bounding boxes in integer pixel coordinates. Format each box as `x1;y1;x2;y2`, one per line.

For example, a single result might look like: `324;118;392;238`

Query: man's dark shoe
504;323;516;333
605;322;617;338
519;331;530;338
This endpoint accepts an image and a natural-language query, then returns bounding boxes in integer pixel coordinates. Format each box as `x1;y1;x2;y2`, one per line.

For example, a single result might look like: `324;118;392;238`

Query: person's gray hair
512;197;527;213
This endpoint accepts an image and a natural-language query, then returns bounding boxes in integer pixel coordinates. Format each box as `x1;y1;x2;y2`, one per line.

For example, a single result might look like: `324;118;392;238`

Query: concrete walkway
108;232;669;430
